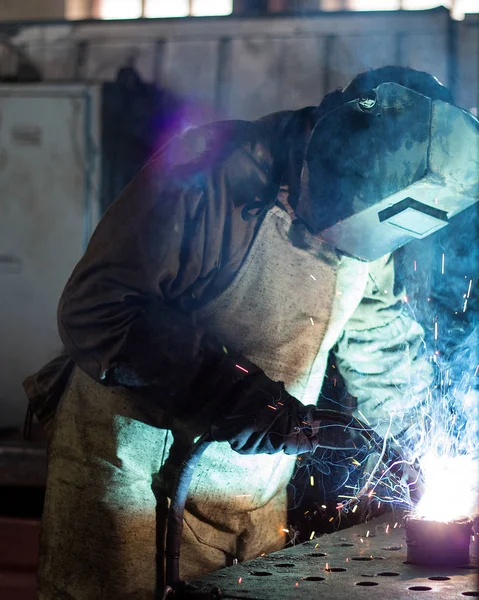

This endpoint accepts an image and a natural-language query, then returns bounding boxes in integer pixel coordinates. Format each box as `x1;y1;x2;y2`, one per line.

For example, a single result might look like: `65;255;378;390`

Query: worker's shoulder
155;107;316;174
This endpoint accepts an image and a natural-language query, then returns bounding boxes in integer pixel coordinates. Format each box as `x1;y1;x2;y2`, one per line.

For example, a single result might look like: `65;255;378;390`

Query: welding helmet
296;66;479;261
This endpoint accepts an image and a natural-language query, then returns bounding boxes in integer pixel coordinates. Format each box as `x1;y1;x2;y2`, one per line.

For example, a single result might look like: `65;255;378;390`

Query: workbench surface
192;510;478;599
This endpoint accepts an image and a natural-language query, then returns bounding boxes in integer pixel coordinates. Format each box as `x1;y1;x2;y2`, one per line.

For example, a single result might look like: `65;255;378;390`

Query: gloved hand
209;370;321;455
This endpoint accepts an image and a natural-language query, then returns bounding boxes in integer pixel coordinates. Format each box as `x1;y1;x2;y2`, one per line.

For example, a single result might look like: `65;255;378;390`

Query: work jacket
24;107;431;441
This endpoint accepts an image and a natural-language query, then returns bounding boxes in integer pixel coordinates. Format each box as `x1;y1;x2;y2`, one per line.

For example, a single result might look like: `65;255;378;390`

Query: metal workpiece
405;517;474;567
192;511;478;599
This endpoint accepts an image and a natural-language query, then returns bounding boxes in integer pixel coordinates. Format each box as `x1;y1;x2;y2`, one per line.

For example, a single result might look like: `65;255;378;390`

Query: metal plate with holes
192;510;478;599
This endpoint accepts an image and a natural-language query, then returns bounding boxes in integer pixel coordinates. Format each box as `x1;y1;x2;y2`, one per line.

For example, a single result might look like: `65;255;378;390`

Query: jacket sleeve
58;122;275;412
333;254;433;440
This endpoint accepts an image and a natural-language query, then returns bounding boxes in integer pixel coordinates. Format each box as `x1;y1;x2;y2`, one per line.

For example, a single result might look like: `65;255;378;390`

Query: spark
467;279;473;298
463;299;468;312
310;476;315;486
366;530;370;537
309;531;316;540
357;410;371;426
235;363;248;373
282;528;289;533
321;504;327;509
360;538;364;543
434;321;438;340
310;317;315;326
385;524;390;534
414;260;417;271
238;577;242;584
441;253;445;274
310;274;317;281
267;405;277;410
352;505;358;513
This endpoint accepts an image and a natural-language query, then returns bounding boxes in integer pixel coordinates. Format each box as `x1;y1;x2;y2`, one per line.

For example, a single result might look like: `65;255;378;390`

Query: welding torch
160;408;406;598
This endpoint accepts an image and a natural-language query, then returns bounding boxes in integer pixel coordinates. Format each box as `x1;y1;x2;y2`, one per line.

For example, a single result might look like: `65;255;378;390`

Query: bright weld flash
415;453;478;522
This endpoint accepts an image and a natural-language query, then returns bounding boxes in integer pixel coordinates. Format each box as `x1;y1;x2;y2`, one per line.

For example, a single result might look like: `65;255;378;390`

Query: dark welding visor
296;82;479;261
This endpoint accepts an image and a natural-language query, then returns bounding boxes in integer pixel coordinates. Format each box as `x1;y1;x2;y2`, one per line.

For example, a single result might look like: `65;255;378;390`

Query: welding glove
209;369;321;455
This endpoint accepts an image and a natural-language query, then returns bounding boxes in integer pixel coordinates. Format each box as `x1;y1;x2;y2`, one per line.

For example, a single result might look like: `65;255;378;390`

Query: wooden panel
401;33;448;89
327;34;400;92
0;0;64;21
161;40;219;106
0;519;40;568
26;42;79;80
457;16;479;112
0;518;39;600
85;42;156;81
227;37;285;119
278;36;328;110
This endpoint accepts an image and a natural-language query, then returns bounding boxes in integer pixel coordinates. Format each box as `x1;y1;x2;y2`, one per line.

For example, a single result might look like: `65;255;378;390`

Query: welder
24;66;479;600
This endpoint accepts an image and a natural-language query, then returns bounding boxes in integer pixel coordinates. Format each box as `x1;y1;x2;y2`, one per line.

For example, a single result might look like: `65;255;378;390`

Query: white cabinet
0;84;101;429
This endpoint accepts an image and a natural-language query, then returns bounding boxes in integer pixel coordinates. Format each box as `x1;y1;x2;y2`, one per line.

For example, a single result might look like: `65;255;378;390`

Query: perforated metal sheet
192;511;479;599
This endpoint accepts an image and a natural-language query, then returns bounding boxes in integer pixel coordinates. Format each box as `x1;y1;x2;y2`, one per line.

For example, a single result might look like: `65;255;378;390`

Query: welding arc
162;410;400;595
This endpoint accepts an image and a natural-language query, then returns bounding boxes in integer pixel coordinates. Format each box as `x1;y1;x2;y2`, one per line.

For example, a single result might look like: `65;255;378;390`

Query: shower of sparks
295;335;479;526
290;258;477;531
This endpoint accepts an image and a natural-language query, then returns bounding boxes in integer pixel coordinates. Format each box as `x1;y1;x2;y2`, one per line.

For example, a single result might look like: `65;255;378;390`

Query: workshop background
0;1;478;599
